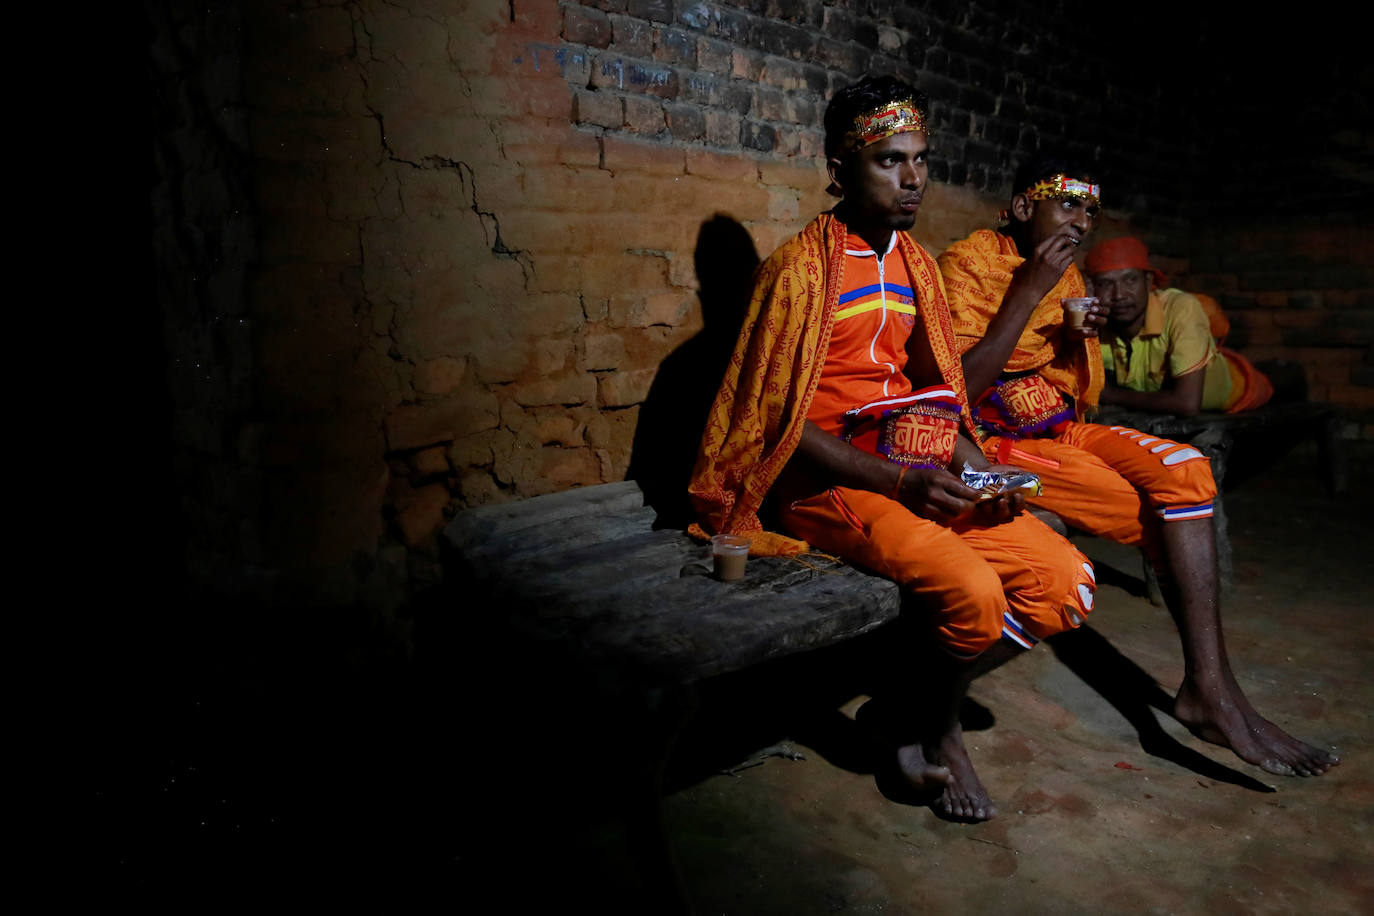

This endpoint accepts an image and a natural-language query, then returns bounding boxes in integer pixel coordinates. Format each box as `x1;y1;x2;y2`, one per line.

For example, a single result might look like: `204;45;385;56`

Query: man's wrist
891;465;907;500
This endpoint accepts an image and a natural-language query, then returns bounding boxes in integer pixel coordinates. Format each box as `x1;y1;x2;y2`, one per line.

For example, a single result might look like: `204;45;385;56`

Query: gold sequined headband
1024;174;1101;207
840;98;927;156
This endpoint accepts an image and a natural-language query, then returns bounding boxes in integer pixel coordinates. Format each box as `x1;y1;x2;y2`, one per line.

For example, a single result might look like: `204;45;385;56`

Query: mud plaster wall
150;0;1370;623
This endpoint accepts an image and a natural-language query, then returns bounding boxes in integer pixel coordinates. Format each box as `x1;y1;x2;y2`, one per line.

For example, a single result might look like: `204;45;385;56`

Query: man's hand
894;467;981;522
967;488;1027;526
963;462;1030;526
1064;300;1108;341
963;232;1085;397
1007;234;1078;306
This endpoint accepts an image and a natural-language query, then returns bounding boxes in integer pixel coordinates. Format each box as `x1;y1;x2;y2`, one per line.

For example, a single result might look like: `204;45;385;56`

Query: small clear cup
1061;296;1098;330
710;534;752;581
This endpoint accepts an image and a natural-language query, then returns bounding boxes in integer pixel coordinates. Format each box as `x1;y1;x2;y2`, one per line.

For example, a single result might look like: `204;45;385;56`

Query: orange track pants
779;486;1096;657
984;421;1218;553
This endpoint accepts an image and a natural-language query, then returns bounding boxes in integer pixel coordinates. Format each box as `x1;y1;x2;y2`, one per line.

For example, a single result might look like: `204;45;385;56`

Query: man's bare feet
895;743;950;793
1174;680;1340;777
926;725;997;821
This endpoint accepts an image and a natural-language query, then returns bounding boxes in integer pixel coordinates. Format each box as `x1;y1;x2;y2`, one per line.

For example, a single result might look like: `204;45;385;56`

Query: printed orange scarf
938;229;1104;413
688;212;970;555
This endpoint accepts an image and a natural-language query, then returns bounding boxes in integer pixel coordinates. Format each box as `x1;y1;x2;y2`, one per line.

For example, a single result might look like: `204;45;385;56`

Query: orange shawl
938;229;1104;412
688;212;971;556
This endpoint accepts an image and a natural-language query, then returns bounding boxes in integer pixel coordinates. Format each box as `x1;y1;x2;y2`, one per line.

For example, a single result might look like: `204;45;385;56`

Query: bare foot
926;725;997;821
1174;681;1340;777
895;743;950;794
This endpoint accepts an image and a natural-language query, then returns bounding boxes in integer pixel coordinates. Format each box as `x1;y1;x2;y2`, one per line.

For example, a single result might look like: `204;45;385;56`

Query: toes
1258;757;1297;777
1299;749;1339;775
933;789;994;822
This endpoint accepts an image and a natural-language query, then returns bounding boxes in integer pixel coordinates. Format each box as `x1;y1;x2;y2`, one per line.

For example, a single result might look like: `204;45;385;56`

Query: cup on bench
710;534;752;581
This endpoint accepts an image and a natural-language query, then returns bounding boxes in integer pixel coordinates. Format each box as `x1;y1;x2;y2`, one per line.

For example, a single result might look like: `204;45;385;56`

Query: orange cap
1085;237;1165;287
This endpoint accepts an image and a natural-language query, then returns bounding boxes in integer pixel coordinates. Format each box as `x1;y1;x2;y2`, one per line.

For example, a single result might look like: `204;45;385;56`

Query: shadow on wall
628;213;760;529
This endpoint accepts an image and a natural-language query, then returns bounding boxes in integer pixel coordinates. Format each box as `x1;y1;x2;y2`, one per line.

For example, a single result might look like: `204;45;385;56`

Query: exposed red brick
623;95;666;134
509;0;563;38
563;4;612;47
608;13;652;57
731;48;763;81
704;109;742;146
664;102;706;141
697;37;732;74
573;88;623;128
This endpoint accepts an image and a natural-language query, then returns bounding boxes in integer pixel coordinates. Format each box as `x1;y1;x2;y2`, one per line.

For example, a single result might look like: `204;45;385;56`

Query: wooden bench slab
442;481;901;687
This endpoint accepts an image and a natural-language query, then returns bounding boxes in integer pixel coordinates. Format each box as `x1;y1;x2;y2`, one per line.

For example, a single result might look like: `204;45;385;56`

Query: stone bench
441;479;900;690
441;479;904;911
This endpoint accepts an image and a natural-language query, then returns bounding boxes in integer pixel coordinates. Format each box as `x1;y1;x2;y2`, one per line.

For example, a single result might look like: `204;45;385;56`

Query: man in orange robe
690;78;1096;821
938;157;1337;777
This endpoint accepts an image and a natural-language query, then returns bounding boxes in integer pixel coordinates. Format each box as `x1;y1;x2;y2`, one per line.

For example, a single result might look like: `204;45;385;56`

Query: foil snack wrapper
961;463;1043;499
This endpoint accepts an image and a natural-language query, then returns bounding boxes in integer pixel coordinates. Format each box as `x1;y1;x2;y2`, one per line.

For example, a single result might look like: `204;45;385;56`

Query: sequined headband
1024;174;1101;207
841;98;927;155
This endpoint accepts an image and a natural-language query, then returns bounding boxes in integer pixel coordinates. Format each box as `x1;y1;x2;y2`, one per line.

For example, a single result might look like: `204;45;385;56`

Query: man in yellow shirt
1086;237;1272;415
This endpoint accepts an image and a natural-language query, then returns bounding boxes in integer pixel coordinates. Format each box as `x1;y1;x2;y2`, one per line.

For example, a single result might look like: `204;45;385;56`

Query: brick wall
1180;218;1374;434
151;0;1369;616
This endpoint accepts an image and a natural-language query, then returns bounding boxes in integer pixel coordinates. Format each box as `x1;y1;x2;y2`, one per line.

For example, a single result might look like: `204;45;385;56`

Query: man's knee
1018;544;1097;640
923;563;1008;657
1086;424;1219;507
1160;457;1217;508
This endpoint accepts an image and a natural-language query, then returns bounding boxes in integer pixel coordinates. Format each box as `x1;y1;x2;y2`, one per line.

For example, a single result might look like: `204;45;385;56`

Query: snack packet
961;463;1043;500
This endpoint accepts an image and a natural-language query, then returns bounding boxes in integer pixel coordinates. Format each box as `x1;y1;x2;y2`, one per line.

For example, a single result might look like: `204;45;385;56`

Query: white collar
845;232;897;258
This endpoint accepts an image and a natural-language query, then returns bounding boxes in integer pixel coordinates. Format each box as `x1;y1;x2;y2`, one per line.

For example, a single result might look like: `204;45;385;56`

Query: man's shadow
628;213;759;530
1044;625;1276;792
668;618;1276;798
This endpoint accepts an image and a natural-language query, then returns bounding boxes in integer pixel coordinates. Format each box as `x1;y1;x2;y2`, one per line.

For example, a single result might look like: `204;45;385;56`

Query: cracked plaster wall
225;0;1019;614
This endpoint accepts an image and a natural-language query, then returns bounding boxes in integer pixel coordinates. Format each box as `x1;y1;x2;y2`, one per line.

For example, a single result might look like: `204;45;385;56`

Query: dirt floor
91;442;1372;911
652;443;1374;915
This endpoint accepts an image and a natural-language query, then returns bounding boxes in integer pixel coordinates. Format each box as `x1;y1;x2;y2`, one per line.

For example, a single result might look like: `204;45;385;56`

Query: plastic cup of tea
710;534;752;581
1062;296;1098;330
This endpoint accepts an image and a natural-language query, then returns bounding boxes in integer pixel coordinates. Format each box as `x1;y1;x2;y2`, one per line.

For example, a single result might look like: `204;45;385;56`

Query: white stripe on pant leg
1162;447;1204;466
1001;626;1035;649
1001;610;1038;647
1157;504;1214;520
